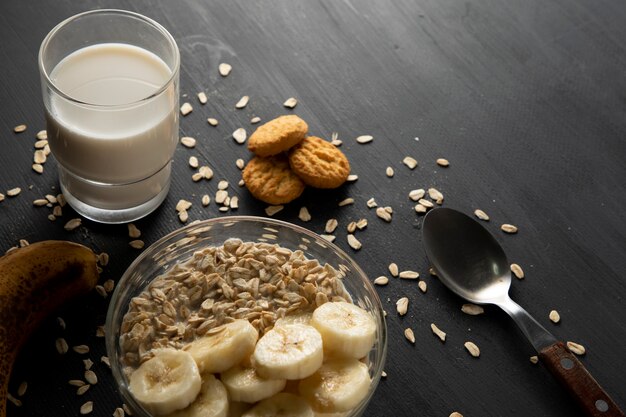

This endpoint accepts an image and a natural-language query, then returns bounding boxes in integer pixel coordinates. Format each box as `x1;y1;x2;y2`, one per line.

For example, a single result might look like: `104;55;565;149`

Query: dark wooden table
1;1;625;416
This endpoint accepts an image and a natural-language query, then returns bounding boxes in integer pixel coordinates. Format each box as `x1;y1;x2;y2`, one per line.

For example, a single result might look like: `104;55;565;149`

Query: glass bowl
105;216;387;417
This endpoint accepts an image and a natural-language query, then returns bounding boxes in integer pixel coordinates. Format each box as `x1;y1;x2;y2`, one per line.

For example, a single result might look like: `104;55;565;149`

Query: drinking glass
38;9;180;223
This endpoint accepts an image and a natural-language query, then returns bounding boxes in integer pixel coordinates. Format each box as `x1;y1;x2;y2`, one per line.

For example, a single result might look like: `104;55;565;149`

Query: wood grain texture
1;0;625;416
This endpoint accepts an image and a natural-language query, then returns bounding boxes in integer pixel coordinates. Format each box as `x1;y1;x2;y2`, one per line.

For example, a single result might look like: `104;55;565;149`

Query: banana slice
166;374;228;417
185;319;258;373
298;359;371;413
274;311;313;327
129;349;201;416
221;365;286;403
253;323;323;380
310;301;376;359
242;392;314;417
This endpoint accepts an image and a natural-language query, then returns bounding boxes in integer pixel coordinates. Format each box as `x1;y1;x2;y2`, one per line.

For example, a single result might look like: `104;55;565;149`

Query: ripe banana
0;240;99;417
242;392;314;417
129;348;202;416
166;374;228;417
298;359;371;413
274;311;313;327
185;319;258;373
221;365;286;403
253;323;323;380
310;301;376;359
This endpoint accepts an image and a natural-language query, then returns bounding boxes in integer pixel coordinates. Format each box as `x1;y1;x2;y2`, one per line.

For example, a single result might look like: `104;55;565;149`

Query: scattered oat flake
449;413;464;417
409;189;425;201
101;356;111;368
17;381;27;397
178;210;189;223
403;156;418;169
188;156;199;168
388;263;399;277
7;187;21;197
53;206;62;217
399;270;419;279
510;263;524;279
549;310;561;323
347;222;357;234
69;380;85;387
418;280;427;293
418;198;434;208
96;326;105;338
320;234;336;243
385;167;394;177
375;207;392;222
431;323;446;342
347;234;362;250
298;207;311;222
197;92;207;104
338;198;354;207
180;102;193;116
381;371;387;378
14;124;27;133
415;204;427;214
384;206;393;214
229;196;239;209
32;164;44;174
250;116;261;124
219;63;232;76
57;317;66;330
235;95;249;109
56;338;69;354
84;370;98;385
199;165;214;179
428;188;444;204
33;198;48;206
0;193;6;202
215;190;228;204
77;384;90;396
34;150;47;164
374;276;389;286
265;205;284;216
347;174;358;182
283;97;298;108
103;279;115;293
113;408;125;417
325;219;338;234
180;136;196;148
95;285;107;298
233;128;247;144
567;341;586;356
464;341;480;357
356;135;373;144
36;130;47;140
366;198;377;208
7;393;21;407
129;240;145;249
436;158;450;167
396;297;409;316
128;223;141;238
461;303;484;315
64;218;81;231
218;180;229;190
80;401;93;415
34;140;48;149
404;328;416;344
207;118;219;126
236;159;245;169
429;267;438;276
73;345;89;354
501;224;518;234
176;199;192;212
201;195;211;206
474;209;490;221
529;356;539;364
356;218;368;229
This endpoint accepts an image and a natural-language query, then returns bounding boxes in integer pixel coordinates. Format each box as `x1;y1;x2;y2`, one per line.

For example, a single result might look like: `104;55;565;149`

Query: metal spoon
422;207;624;417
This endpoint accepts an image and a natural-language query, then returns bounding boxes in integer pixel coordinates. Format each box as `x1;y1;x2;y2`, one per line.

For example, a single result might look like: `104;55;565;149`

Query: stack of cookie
243;115;350;205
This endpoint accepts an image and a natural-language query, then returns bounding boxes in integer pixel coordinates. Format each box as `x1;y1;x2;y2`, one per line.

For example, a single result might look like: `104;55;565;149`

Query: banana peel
0;240;99;417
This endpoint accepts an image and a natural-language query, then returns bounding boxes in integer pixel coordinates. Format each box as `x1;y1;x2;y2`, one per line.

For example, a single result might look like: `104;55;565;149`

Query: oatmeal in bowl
106;216;387;417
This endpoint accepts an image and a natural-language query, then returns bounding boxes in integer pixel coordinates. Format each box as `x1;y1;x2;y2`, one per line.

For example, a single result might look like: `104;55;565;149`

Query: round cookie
247;115;308;157
288;136;350;189
242;154;306;205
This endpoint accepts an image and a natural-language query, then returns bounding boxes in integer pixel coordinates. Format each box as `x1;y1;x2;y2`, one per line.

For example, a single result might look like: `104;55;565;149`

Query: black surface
1;1;625;416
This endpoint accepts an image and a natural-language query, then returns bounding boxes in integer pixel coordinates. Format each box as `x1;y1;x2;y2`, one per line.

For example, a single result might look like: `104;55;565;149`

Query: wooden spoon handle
539;341;624;417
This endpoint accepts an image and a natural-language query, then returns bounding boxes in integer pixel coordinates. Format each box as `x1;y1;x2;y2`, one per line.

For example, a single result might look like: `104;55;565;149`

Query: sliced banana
242;392;314;417
185;319;258;373
253;323;323;380
274;311;313;327
221;365;286;403
310;301;376;359
166;374;228;417
298;359;371;413
129;348;201;416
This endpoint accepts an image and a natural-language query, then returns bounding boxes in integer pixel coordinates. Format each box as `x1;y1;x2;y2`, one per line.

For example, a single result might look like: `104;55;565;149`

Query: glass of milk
38;10;180;224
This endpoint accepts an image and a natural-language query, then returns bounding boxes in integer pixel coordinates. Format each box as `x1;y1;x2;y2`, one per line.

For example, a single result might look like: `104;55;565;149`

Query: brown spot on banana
0;240;99;417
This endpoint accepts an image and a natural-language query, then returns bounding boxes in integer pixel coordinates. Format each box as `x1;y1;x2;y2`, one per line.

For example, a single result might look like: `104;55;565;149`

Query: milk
45;43;178;210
